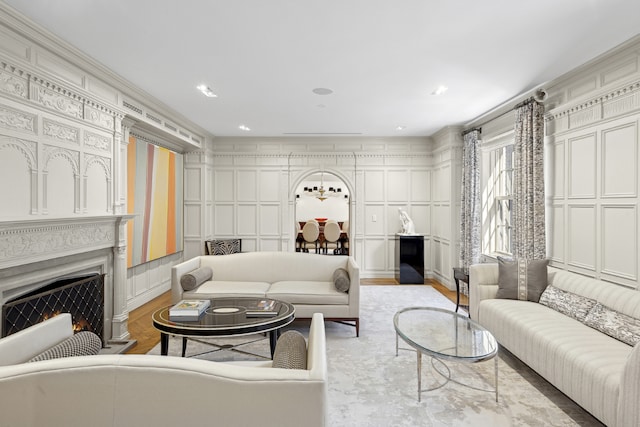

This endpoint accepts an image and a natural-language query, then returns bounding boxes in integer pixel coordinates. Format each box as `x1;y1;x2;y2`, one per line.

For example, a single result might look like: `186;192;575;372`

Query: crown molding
0;2;213;140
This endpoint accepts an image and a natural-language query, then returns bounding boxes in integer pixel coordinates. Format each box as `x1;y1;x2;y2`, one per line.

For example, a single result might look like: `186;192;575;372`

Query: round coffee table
393;306;498;402
152;297;295;358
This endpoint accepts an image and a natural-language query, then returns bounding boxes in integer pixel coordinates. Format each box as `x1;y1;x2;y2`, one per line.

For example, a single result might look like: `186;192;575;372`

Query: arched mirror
295;172;350;255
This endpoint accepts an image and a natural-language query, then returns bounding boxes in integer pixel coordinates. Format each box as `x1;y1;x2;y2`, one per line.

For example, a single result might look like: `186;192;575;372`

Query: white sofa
0;312;328;427
470;264;640;427
172;251;360;336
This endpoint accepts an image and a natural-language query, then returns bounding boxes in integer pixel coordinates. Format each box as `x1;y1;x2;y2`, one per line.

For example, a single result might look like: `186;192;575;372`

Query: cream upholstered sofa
470;264;640;427
0;313;328;427
172;251;360;336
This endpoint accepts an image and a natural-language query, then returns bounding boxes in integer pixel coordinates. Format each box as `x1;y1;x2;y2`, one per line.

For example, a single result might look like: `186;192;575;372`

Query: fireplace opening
2;273;105;346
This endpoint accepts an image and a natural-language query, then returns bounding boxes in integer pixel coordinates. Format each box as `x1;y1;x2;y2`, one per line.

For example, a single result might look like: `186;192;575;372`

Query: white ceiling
5;0;640;138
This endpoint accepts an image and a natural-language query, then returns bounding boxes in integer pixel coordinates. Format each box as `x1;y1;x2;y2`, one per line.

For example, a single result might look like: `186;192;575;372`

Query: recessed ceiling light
395;126;406;131
238;124;251;132
431;85;448;96
196;84;217;98
312;88;333;95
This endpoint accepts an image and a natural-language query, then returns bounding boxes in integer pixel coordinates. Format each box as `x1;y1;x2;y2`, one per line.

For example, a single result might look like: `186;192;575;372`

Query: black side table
453;267;470;315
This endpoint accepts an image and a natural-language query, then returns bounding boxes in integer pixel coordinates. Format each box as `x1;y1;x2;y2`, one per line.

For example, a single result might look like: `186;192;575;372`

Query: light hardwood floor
125;278;467;354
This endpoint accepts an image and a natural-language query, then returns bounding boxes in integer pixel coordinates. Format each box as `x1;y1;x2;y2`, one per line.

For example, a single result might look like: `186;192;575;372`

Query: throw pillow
496;257;549;302
538;285;597;322
333;268;350;293
206;239;241;255
180;266;213;291
272;330;307;370
29;331;102;362
584;303;640;346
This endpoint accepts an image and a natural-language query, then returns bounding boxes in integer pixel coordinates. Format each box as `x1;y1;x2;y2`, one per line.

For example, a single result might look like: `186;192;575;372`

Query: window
483;143;514;256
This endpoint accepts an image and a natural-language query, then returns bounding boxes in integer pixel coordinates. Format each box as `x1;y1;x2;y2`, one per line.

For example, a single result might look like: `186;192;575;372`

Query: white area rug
148;286;603;426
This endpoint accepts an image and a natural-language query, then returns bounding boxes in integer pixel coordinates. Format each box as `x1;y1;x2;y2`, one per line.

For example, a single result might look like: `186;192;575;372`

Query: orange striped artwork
127;135;183;268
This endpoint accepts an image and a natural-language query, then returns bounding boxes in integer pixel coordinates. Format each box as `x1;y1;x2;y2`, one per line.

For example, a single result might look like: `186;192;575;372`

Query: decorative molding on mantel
0;57;126;125
545;79;640;134
0;215;134;270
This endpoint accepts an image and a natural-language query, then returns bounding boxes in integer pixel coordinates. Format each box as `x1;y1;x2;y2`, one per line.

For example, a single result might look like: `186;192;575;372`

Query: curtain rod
514;96;539;110
462;95;542;136
461;127;482;136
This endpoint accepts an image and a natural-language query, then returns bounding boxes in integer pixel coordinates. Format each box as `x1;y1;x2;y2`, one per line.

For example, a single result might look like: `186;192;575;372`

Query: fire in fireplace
2;273;105;346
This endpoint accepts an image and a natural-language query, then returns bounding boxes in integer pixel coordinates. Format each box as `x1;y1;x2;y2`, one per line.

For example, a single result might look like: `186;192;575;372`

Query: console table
453;267;470;314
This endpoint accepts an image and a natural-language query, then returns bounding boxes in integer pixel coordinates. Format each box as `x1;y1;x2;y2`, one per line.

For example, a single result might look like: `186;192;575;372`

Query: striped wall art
127;135;183;268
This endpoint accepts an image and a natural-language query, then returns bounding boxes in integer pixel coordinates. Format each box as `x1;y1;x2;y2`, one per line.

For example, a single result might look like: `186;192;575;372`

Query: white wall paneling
214;170;235;202
387;170;409;202
364;170;385;202
236;170;257;202
184;168;202;201
601;204;637;284
568;133;597;199
601;121;637;198
205;143;438;279
259;204;281;236
546;60;640;287
363;238;386;273
549;205;565;263
567;204;597;272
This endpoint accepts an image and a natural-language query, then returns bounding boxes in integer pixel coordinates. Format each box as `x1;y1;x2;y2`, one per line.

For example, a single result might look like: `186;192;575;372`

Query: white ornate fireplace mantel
0;215;135;342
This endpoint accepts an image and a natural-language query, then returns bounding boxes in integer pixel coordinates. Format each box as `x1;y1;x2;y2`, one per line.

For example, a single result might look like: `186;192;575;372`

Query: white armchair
0;313;101;366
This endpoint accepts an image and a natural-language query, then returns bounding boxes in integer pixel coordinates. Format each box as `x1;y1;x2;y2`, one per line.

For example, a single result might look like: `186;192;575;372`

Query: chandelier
303;173;343;201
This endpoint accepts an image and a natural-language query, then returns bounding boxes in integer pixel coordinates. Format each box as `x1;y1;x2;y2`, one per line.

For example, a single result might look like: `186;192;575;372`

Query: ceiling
5;0;640;138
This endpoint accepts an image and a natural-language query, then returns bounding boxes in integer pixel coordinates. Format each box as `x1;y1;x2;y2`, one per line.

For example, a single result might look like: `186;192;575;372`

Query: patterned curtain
460;129;481;269
513;100;545;259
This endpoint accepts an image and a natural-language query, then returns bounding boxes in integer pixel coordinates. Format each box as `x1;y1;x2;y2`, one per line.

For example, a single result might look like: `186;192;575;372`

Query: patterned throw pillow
584;303;640;346
496;257;549;302
180;266;213;291
538;285;597;322
206;239;241;255
29;331;102;362
272;331;307;370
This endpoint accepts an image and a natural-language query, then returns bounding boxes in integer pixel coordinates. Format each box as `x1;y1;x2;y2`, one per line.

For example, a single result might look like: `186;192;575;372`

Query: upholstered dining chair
301;221;320;253
323;221;342;255
341;221;349;255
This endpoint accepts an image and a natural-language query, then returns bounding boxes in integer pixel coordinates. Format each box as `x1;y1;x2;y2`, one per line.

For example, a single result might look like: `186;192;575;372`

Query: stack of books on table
246;299;278;317
169;299;210;321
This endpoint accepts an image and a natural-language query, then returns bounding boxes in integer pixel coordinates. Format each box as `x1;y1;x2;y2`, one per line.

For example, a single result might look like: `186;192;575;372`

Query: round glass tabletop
393;306;497;362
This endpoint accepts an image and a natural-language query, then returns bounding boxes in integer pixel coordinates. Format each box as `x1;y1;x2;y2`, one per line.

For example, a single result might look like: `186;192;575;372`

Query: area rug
148;285;603;426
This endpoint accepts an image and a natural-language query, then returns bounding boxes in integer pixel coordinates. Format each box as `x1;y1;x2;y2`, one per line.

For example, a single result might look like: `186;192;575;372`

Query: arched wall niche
288;166;356;256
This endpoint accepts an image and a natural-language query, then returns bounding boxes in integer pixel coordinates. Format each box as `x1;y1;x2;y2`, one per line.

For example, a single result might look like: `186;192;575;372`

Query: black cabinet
395;234;425;284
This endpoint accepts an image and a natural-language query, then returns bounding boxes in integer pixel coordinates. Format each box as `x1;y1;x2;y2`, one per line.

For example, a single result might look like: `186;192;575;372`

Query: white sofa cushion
267;281;349;305
199;252;349;283
185;280;271;299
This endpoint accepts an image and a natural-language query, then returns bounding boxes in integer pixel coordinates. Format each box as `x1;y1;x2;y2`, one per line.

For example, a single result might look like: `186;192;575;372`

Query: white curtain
513;100;546;259
460;129;481;269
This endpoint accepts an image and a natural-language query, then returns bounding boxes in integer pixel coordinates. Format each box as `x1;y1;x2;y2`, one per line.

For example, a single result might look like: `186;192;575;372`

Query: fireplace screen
2;273;105;345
